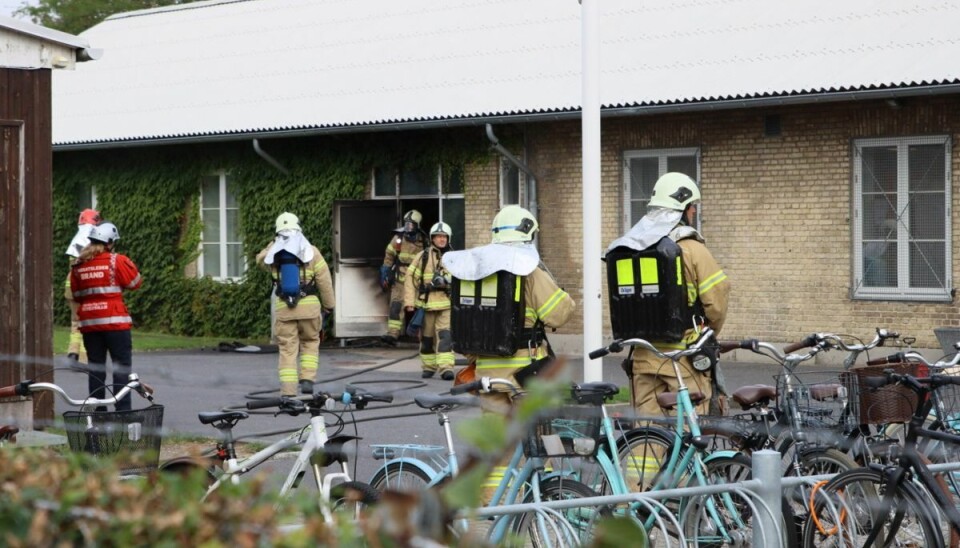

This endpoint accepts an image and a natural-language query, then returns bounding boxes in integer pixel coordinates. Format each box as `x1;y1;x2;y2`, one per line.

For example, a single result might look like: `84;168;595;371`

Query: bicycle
371;378;605;547
802;366;960;547
161;384;391;523
0;373;162;475
588;327;797;547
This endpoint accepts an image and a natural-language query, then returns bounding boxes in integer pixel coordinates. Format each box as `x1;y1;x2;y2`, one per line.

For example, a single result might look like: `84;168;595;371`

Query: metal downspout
252;139;290;174
485;123;539;241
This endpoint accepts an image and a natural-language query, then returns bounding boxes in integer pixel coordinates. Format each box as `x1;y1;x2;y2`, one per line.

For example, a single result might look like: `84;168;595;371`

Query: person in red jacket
70;222;142;411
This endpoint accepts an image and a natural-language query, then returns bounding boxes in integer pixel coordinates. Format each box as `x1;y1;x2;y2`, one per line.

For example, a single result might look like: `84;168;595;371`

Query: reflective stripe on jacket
382;236;424;283
635;236;730;373
474;267;575;371
403;246;450;311
70;252;142;332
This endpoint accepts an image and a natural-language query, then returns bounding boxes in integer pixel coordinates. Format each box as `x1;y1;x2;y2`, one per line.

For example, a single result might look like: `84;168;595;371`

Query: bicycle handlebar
865;352;906;366
588;328;715;362
863;350;960;369
245;386;394;413
450;380;483;395
0;374;154;406
449;377;518;395
783;334;819;354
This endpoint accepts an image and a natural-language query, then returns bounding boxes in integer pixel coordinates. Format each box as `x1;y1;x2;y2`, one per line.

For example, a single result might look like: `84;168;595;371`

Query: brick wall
460;96;960;348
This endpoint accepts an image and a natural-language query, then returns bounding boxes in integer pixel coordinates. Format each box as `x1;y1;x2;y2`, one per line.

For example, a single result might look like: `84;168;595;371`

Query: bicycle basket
933;380;960;432
62;405;164;474
522;404;603;458
846;363;926;424
776;370;857;430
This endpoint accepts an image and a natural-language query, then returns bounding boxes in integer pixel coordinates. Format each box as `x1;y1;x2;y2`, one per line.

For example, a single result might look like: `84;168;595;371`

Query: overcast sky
1;1;31;19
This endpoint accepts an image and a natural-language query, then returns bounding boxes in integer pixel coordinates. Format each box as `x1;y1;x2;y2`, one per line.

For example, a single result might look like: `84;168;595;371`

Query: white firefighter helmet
88;222;120;245
491;205;538;244
648;172;701;211
275;212;301;233
430;222;452;239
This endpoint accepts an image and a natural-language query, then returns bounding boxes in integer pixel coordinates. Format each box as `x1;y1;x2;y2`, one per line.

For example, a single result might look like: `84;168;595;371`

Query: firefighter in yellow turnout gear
445;205;575;501
623;173;731;418
380;210;426;345
445;205;576;413
404;222;455;380
64;208;101;364
257;212;336;397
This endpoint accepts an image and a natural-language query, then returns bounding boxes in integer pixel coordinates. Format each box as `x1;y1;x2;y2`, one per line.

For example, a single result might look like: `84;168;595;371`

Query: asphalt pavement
49;341;790;489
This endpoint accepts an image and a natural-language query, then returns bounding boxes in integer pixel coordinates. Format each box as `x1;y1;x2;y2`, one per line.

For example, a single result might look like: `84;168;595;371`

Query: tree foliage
16;0;200;35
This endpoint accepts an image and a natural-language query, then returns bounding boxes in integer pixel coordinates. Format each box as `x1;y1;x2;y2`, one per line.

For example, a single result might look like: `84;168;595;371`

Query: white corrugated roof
52;0;960;146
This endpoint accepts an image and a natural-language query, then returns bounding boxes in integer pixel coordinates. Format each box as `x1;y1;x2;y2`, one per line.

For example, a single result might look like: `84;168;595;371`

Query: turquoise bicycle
370;380;601;547
588;327;798;547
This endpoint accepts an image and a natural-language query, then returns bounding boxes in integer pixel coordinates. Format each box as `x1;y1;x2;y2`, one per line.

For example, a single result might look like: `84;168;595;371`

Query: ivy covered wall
52;130;491;338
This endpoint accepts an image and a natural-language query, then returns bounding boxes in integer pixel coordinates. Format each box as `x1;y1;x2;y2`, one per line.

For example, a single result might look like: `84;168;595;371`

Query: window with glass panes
500;158;524;207
852;136;952;301
622;148;700;229
372;164;465;251
200;173;244;280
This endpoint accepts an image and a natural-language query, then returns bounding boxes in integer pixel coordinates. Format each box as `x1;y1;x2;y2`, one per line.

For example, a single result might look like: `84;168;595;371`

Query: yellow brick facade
456;96;960;349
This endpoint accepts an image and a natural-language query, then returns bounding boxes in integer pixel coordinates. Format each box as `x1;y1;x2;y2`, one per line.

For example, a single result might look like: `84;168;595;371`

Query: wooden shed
0;16;99;428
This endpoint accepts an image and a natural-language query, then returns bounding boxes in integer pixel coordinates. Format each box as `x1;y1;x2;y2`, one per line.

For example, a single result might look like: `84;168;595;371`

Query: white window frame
622;147;700;230
499;157;526;208
369;164;465;220
852;135;952;301
199;172;245;281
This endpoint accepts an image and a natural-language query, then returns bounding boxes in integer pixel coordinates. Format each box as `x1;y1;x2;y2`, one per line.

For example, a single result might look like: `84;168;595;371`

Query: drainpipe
485;123;539;241
252;139;290;174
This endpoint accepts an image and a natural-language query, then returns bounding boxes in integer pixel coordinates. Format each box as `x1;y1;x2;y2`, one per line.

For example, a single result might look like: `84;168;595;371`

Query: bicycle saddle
415;393;479;410
731;385;776;409
657;390;706;410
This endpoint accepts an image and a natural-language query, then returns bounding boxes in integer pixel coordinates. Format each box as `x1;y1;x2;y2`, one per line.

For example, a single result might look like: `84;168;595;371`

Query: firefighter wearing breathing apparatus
606;172;730;418
404;222;455;380
379;209;426;345
445;205;575;415
64;208;101;364
256;212;335;397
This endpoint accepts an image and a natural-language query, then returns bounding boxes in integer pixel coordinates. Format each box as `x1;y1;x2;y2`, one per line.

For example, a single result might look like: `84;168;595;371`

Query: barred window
852;136;952;301
622;148;700;230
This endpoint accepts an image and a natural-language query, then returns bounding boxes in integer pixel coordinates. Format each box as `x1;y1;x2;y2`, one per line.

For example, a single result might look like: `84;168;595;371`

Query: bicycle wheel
331;480;380;517
783;447;860;519
681;453;800;548
158;458;219;499
513;476;609;548
802;467;942;548
369;461;434;493
607;427;678;494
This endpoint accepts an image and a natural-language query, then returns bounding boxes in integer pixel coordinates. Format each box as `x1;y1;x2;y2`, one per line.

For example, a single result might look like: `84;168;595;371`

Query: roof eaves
53;82;960;151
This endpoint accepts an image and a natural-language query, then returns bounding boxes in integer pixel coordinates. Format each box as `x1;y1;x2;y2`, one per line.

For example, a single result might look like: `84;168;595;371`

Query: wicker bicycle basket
776;370;857;431
845;363;927;425
62;404;164;474
522;404;603;458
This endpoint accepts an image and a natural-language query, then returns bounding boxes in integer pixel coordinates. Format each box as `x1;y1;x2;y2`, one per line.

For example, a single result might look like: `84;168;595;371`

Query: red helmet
78;208;101;225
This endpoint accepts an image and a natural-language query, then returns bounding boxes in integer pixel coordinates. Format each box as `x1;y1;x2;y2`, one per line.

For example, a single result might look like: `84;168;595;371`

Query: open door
332;200;399;338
